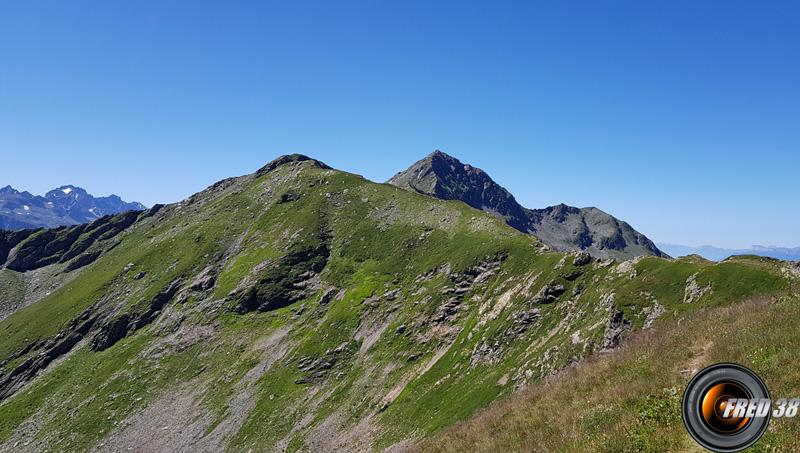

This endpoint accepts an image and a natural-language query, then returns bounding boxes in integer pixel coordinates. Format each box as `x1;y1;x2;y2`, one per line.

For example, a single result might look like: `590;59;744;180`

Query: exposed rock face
603;304;632;349
642;302;665;328
389;151;667;260
532;282;566;304
573;252;592;266
0;184;145;230
684;273;713;304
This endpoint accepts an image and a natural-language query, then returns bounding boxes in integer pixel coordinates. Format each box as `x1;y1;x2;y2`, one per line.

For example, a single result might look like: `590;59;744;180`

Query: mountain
0;154;794;452
658;243;800;261
386;150;533;233
0;184;145;230
388;151;667;260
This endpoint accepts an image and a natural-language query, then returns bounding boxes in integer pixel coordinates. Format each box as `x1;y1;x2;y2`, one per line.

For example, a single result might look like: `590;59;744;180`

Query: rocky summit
0;184;145;230
389;150;667;260
0;154;794;452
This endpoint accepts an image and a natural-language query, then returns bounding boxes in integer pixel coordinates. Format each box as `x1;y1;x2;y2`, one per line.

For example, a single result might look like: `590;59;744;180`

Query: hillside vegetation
0;155;795;452
420;293;800;452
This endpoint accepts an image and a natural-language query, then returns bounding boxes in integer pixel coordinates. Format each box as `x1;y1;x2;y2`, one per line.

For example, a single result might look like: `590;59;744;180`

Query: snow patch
23;205;30;211
61;187;73;194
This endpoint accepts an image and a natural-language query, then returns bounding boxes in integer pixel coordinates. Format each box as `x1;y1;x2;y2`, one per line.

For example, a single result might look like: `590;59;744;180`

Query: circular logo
682;363;771;452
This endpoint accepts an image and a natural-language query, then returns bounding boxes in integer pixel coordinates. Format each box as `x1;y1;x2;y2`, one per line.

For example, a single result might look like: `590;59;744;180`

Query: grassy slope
0;159;794;451
0;270;24;318
419;294;800;452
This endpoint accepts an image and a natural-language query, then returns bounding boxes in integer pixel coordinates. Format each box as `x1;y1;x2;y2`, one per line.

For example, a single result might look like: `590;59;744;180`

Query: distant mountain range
0;185;145;230
657;243;800;261
389;150;667;260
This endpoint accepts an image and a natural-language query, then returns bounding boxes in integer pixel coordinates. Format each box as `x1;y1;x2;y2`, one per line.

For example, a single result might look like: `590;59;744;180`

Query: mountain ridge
389;150;667;260
658;243;800;261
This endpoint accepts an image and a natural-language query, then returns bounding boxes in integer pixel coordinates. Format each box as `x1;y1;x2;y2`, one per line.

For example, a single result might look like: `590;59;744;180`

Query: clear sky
1;1;798;248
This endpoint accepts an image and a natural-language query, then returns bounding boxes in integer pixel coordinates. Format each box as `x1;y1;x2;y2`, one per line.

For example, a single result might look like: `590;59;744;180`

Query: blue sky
1;1;798;248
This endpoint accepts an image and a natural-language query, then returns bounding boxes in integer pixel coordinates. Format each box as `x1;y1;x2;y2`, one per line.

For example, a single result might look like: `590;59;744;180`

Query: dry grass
418;296;800;452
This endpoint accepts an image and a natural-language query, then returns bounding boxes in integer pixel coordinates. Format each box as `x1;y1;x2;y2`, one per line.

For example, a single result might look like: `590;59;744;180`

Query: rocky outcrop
602;305;631;349
295;342;355;384
91;278;184;351
0;309;97;401
642;302;665;328
233;232;332;313
2;210;141;272
573;252;592;267
532;282;566;304
684;273;712;304
432;256;504;324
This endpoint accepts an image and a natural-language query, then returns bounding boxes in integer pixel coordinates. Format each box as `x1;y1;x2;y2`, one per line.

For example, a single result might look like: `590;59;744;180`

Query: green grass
0;270;25;317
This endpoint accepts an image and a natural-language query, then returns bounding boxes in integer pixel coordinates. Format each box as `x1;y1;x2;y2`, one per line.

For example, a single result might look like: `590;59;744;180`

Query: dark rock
294;342;353;384
602;305;632;349
278;190;301;204
90;314;132;352
139;204;164;219
572;252;592;266
319;288;336;305
515;307;541;325
188;271;216;292
533;283;566;304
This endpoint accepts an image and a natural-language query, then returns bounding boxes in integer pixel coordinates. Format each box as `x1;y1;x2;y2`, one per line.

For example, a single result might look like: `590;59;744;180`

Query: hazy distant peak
0;184;145;230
